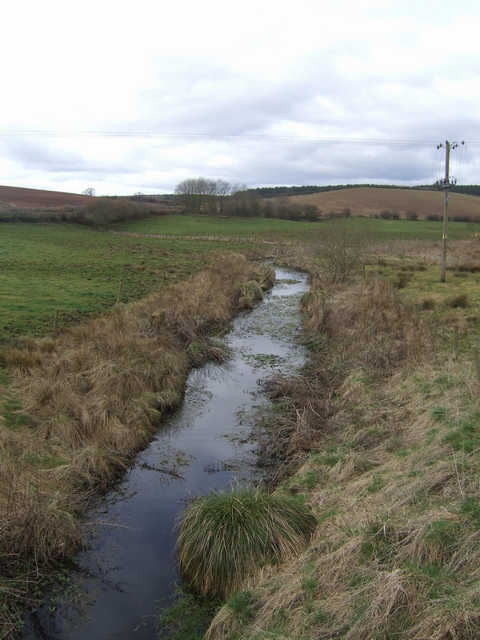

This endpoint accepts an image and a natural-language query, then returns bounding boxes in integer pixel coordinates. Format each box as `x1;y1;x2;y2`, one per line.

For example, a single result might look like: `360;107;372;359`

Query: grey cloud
3;31;480;194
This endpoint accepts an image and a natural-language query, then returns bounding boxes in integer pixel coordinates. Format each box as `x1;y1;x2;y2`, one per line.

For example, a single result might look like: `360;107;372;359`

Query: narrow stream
22;268;309;640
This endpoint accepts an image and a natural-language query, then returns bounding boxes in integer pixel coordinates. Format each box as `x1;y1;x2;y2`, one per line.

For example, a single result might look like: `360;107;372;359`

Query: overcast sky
1;0;480;195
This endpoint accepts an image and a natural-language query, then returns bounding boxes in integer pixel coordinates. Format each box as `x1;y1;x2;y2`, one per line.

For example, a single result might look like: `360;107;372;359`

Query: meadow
117;213;479;241
2;211;480;639
0;223;246;336
0;216;478;338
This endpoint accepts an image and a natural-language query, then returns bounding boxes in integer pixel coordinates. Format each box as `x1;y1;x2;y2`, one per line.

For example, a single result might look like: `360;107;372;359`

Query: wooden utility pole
437;140;464;283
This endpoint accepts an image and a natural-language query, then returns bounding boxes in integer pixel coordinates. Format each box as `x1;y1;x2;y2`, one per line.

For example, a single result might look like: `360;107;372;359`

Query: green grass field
114;214;315;239
115;214;480;242
3;213;480;639
0;223;246;336
0;216;478;337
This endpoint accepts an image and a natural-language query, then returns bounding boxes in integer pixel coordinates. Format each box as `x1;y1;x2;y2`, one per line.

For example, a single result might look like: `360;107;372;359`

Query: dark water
22;268;309;640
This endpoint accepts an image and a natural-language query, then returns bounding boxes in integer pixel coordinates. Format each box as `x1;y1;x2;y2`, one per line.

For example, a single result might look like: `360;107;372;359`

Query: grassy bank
0;253;275;638
202;244;480;639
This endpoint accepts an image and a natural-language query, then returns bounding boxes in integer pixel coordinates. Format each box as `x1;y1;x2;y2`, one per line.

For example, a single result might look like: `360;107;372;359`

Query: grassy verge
203;244;480;639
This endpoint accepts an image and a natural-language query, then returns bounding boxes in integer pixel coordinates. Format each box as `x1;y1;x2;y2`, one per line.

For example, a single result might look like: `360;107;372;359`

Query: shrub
406;210;418;220
422;297;436;310
394;272;412;289
303;204;321;222
177;489;317;599
447;293;468;309
451;214;473;222
314;218;372;283
456;262;480;273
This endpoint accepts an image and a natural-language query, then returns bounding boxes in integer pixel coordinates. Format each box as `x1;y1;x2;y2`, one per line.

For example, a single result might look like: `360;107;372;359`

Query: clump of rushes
177;488;317;599
238;281;264;303
447;293;468;309
257;265;276;290
237;280;265;310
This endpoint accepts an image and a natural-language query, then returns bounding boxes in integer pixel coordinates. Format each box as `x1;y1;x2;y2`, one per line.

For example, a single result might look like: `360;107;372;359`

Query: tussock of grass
177;488;317;599
257;265;276;290
238;280;264;302
447;292;469;308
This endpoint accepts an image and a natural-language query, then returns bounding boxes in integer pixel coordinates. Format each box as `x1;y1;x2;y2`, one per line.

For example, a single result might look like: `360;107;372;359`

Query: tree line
174;177;322;220
248;184;480;198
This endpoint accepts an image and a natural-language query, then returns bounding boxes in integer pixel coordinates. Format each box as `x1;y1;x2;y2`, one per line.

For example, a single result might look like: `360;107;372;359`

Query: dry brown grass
0;252;269;635
206;266;480;639
256;277;433;482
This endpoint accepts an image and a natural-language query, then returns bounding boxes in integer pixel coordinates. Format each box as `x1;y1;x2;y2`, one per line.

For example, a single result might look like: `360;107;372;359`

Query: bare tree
174;177;232;215
82;187;96;196
215;179;231;214
314;218;371;283
174;178;205;214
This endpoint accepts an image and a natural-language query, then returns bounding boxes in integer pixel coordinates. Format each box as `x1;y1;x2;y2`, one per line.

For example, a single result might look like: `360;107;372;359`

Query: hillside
288;186;480;219
0;185;90;208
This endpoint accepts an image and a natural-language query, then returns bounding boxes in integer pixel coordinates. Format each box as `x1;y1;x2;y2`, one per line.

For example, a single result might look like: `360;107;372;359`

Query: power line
0;130;460;147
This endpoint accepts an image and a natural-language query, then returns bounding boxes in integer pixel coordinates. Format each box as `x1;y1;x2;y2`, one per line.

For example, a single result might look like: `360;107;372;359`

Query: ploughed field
0;185;91;208
287;186;480;219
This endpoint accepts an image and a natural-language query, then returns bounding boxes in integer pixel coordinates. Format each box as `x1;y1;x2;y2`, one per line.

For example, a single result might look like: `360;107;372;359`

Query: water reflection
22;269;309;640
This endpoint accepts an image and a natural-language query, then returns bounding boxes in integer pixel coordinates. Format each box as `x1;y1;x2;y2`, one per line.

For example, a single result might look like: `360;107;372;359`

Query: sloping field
0;185;90;208
289;187;480;219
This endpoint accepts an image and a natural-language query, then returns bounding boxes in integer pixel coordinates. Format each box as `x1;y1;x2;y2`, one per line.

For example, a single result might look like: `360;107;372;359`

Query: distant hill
0;185;91;208
251;184;480;198
287;187;480;219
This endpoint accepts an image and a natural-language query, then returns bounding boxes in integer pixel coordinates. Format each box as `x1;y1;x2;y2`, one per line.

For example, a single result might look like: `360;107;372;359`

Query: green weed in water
156;584;220;640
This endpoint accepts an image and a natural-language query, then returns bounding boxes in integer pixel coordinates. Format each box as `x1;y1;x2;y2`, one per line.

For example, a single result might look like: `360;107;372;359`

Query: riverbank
0;253;276;638
204;249;480;639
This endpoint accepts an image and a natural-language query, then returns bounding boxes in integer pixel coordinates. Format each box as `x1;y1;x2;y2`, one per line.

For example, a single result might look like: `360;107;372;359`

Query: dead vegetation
0;252;268;636
205;259;480;639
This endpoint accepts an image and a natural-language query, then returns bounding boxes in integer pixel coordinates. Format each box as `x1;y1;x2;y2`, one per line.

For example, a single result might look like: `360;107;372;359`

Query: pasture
2;210;480;639
0;216;478;337
0;223;244;336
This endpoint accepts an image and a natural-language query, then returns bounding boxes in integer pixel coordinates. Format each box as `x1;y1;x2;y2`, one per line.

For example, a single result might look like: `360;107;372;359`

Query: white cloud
1;0;480;194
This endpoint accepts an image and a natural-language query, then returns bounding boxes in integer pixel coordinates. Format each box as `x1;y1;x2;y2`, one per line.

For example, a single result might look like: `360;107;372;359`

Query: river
22;267;309;640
